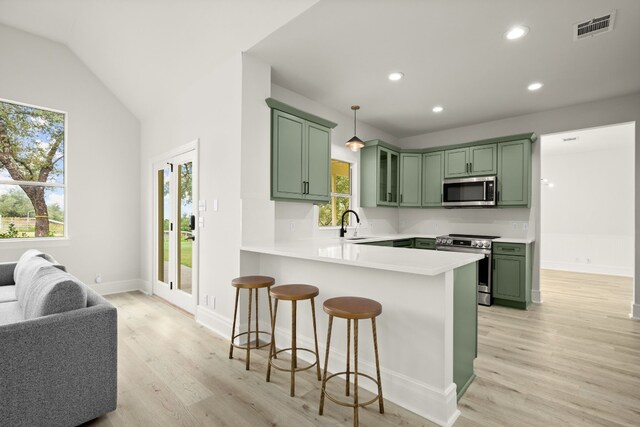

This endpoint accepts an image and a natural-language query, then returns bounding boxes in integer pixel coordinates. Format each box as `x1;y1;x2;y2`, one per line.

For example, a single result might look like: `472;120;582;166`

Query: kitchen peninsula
240;237;483;427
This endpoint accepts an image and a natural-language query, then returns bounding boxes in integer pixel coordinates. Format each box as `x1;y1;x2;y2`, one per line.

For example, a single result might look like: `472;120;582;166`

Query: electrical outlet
290;222;295;232
94;273;102;284
511;222;518;230
523;223;528;231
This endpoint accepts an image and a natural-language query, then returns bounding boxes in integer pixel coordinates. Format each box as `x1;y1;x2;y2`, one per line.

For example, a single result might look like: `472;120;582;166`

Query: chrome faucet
339;210;360;238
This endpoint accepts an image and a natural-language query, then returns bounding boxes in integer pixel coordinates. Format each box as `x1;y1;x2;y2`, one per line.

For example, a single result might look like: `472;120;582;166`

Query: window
0;99;66;239
318;159;353;227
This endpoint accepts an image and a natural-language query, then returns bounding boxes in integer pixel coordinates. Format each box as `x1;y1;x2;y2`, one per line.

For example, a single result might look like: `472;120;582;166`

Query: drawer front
415;238;436;250
493;243;525;256
393;239;415;248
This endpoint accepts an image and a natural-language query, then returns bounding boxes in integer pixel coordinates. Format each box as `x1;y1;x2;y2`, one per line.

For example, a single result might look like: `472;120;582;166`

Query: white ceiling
248;0;640;138
541;122;635;156
0;0;318;120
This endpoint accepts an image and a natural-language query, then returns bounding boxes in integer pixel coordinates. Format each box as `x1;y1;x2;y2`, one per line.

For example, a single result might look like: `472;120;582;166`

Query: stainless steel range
435;234;500;306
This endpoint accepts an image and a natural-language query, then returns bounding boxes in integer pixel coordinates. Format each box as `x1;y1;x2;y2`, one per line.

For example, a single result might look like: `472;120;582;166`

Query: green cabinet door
377;147;400;206
497;139;531;207
422;151;444;207
493;254;525;301
444;148;469;178
272;110;305;200
469;143;497;176
305;122;330;202
400;153;421;207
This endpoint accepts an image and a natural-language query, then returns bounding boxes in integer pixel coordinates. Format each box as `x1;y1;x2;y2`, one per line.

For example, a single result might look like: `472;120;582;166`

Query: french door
153;149;198;313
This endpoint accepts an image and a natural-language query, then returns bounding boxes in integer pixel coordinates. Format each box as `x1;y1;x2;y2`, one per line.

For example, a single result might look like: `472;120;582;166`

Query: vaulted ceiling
0;0;318;120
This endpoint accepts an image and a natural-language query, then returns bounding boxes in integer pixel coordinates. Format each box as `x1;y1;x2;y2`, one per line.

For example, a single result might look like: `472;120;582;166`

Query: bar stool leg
290;300;297;396
267;287;276;359
310;298;321;381
319;315;333;415
353;319;359;427
229;288;240;359
346;318;351;396
255;288;259;348
246;288;252;370
266;298;279;382
372;317;384;414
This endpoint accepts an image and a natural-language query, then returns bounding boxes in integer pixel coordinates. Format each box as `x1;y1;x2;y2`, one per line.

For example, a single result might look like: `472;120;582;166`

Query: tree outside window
0;99;65;239
318;160;352;227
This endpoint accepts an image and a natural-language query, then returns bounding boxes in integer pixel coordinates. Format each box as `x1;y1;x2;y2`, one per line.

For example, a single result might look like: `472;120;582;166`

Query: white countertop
493;237;535;244
241;238;483;276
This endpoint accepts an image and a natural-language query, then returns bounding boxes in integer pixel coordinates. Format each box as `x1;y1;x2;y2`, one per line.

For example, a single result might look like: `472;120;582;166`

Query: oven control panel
436;236;493;249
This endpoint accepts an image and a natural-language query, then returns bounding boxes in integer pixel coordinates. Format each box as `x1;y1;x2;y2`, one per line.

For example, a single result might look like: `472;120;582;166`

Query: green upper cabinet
267;99;337;203
360;142;400;207
444;144;497;178
400;153;422;207
422;151;444;207
497;139;531;207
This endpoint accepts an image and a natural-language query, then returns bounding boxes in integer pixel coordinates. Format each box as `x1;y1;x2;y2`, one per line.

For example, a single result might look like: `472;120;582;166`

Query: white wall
140;53;244;330
397;92;639;317
270;84;400;240
540;123;635;276
0;24;141;292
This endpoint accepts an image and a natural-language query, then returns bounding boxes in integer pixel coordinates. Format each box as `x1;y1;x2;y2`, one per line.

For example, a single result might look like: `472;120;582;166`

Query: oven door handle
483;182;487;201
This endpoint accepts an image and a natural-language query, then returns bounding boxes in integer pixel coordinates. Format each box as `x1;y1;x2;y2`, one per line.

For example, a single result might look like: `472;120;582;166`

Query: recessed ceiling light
432;106;444;113
505;25;529;40
388;72;404;81
528;82;543;91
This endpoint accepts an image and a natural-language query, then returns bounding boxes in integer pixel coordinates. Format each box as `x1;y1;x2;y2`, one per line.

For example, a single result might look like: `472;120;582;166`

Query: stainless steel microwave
442;176;496;207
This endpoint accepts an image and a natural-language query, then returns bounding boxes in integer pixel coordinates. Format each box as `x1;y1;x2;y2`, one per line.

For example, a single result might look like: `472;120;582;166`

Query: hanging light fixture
345;105;365;152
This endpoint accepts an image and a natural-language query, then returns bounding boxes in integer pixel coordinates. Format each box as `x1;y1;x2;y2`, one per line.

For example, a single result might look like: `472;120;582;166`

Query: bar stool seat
229;275;275;370
267;284;322;397
319;296;384;427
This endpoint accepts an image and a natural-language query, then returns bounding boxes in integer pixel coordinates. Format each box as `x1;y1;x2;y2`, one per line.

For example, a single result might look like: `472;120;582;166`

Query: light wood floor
88;270;640;426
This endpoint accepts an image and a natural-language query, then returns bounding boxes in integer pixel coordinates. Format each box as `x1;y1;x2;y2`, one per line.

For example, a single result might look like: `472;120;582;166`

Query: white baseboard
541;261;633;277
631;303;640;320
90;279;147;296
196;305;232;339
271;326;459;426
531;289;543;304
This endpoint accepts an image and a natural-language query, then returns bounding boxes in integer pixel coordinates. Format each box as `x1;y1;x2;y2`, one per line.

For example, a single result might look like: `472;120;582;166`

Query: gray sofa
0;250;117;427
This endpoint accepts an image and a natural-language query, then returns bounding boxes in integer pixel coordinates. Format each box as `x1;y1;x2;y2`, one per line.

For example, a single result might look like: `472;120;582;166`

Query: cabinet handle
305;181;309;194
388;192;392;202
400;194;403;203
502;248;516;252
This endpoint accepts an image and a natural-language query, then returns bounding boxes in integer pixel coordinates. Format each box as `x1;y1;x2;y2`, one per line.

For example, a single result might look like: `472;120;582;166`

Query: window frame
317;158;356;229
0;97;68;243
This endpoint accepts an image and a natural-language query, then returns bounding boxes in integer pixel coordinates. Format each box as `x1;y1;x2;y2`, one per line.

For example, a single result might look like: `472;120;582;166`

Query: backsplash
398;207;535;238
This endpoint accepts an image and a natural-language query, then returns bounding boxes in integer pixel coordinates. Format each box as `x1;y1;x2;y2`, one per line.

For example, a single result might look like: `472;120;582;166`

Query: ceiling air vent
574;11;616;41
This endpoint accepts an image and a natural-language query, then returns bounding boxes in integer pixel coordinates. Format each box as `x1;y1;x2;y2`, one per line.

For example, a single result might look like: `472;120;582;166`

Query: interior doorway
152;143;199;314
539;122;635;313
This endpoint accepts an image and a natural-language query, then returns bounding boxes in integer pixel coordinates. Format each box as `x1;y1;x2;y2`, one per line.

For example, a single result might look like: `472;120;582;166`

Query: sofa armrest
0;301;117;426
0;262;17;286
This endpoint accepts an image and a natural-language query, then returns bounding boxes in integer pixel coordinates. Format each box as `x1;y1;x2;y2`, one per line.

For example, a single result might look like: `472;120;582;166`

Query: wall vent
562;137;579;142
574;11;616;40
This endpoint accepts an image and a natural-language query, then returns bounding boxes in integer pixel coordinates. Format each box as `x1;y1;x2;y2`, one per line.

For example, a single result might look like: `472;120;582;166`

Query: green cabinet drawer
360;240;393;247
493;242;526;256
415;238;436;250
392;238;415;248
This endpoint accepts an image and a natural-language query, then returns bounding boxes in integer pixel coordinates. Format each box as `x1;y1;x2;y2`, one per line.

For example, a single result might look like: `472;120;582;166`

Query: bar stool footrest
269;347;319;372
230;330;272;350
321;371;381;408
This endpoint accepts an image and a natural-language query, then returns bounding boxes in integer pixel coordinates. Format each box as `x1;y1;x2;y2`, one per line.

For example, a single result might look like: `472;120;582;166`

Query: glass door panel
157;166;172;285
178;161;194;294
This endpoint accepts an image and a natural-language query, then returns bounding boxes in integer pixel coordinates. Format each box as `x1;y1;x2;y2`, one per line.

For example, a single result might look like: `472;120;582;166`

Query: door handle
185;235;196;241
190;215;196;231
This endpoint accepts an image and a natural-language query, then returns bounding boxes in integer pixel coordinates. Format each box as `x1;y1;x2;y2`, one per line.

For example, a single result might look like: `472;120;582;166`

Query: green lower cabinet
497;139;531;207
492;242;532;309
422;151;444;207
414;238;436;250
454;262;478;400
360;240;393;247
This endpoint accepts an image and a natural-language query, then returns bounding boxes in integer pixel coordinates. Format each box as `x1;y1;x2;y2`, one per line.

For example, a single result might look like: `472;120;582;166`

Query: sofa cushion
0;301;24;325
0;285;17;303
13;249;57;284
15;256;53;305
22;265;87;319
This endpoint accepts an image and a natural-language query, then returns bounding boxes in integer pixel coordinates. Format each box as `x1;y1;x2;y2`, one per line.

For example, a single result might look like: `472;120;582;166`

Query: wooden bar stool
319;296;384;426
228;275;275;370
266;284;322;397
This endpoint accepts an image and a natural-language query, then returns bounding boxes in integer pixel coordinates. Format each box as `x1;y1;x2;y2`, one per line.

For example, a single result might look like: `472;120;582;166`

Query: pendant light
345;105;365;152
